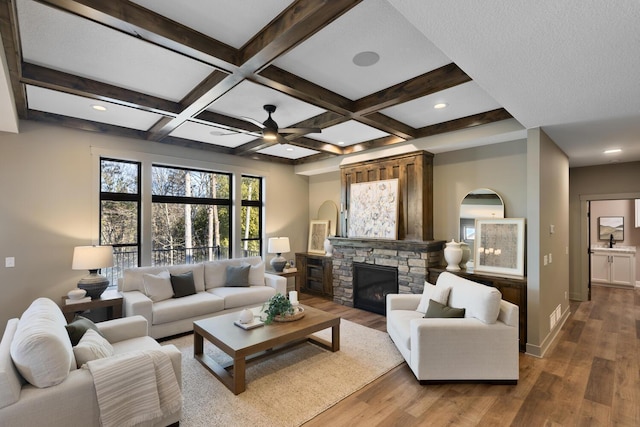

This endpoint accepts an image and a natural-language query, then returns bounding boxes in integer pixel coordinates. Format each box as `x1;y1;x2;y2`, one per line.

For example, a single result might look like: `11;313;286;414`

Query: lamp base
270;254;287;273
77;271;110;299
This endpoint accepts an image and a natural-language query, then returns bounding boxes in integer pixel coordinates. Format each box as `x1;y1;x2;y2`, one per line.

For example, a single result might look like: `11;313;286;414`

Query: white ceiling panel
307;120;389;146
26;86;164;130
129;0;293;49
17;0;215;102
381;81;502;128
169;121;257;148
257;144;319;159
273;0;451;100
207;81;325;127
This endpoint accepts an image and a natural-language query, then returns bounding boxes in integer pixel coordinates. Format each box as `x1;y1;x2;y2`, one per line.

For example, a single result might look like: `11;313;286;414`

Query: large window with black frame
240;175;263;257
151;165;232;264
100;158;141;287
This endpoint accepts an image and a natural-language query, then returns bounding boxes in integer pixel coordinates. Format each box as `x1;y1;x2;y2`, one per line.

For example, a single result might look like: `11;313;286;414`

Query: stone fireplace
330;237;444;311
353;262;398;315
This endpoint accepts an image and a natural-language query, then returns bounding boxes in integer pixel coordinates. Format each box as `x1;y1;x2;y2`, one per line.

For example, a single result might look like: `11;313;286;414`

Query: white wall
0;121;309;331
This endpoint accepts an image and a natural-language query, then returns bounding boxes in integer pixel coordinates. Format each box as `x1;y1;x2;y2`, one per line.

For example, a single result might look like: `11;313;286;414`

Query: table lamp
268;237;290;272
72;245;114;299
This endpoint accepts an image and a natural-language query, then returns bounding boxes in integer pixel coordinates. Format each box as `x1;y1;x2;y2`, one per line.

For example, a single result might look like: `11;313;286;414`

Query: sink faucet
609;234;615;248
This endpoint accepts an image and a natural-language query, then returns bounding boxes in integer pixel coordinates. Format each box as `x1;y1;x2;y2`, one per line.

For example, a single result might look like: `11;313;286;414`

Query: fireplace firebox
353;262;398;315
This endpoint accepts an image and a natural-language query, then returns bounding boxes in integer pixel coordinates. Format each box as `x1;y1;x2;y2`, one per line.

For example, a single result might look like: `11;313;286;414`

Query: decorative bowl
274;306;305;322
67;289;87;300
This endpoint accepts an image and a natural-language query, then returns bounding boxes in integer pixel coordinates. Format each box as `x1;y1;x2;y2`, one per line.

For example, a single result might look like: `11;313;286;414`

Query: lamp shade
72;245;114;270
267;237;290;254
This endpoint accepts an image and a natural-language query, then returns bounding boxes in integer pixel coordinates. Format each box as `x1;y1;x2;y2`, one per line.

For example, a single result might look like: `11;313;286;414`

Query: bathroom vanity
590;246;637;288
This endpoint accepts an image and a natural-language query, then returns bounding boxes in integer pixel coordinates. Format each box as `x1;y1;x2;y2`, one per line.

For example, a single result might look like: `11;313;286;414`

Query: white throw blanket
85;350;182;427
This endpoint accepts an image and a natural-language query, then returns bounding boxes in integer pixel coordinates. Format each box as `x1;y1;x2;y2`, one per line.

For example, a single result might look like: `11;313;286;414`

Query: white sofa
119;256;286;339
0;298;181;427
386;272;519;383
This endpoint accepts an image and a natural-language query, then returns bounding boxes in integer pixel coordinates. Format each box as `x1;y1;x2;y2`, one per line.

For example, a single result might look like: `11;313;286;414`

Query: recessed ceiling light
604;149;622;154
91;105;107;111
352;51;380;67
434;103;448;109
286;147;294;152
338;141;345;145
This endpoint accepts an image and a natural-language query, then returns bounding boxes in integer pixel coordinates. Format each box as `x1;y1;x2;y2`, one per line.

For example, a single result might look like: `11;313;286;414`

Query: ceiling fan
243;104;321;144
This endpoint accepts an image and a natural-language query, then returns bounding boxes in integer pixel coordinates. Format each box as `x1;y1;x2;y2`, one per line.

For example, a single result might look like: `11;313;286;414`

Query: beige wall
526;128;570;356
308;171;341;236
0;121;309;331
569;162;640;301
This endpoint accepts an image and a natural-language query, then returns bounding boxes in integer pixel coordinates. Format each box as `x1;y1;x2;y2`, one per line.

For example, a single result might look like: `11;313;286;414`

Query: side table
269;270;301;293
60;289;124;323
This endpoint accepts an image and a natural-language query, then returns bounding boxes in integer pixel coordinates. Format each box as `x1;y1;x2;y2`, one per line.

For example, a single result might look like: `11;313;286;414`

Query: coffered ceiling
1;0;639;168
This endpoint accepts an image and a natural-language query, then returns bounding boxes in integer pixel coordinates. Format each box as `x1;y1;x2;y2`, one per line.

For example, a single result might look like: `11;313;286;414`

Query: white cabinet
591;249;636;288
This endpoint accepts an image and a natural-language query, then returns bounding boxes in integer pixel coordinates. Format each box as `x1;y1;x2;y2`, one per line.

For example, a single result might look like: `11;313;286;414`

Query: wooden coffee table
193;304;340;395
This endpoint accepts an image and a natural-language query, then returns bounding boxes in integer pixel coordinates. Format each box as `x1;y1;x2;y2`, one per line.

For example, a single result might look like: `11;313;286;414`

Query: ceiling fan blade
239;116;265;129
276;134;289;145
279;127;321;135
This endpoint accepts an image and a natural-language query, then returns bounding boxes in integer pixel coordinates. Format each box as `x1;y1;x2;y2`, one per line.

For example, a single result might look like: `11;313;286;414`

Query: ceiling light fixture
604;149;622;154
338;141;345;145
263;129;278;141
91;105;107;111
352;51;380;67
434;103;448;109
286;147;294;152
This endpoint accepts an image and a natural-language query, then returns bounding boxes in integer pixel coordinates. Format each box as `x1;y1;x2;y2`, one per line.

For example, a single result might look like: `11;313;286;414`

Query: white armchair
386;272;519;383
0;298;181;426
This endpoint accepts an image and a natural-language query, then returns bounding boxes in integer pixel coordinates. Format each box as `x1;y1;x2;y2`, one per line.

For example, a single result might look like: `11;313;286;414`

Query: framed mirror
459;189;504;266
317;200;339;237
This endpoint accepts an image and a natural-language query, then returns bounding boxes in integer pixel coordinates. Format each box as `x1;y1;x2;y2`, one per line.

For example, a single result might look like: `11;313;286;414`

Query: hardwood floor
300;285;640;426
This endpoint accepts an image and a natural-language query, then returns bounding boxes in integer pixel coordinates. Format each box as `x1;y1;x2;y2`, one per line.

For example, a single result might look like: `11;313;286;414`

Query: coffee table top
193;304;340;355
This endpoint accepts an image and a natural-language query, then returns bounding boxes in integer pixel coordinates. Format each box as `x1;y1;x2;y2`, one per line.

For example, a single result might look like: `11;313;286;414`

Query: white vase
324;237;333;256
444;239;462;271
459;242;470;269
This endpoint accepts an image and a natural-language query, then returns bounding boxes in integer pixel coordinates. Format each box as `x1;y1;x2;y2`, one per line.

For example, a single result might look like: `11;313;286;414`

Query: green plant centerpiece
262;293;294;324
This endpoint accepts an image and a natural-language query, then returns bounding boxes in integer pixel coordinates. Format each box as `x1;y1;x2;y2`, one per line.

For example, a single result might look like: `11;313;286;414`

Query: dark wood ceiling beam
240;0;362;67
194;111;262;134
254;66;354;114
233;138;278;156
21;63;182;116
0;0;27;118
27;109;148;139
290;111;350;130
358;112;416;140
294;151;342;165
414;108;513;139
35;0;238;68
341;135;407;155
287;136;344;155
353;63;472;115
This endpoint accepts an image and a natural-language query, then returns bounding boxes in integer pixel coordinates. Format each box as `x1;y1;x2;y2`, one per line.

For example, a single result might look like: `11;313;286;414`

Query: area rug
165;319;404;427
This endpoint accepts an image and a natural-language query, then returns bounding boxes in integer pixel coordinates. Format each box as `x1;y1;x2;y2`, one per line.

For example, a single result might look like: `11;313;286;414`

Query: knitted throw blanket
85;350;182;427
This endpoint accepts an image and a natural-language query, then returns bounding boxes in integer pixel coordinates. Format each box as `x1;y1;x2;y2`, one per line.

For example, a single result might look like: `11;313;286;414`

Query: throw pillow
73;329;114;367
248;261;265;286
424;299;466;319
170;271;197;298
225;264;251;287
142;270;173;302
65;315;105;346
416;282;450;313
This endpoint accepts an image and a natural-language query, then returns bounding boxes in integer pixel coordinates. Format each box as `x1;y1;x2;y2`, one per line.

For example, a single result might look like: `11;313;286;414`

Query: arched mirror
459;189;504;264
318;200;339;237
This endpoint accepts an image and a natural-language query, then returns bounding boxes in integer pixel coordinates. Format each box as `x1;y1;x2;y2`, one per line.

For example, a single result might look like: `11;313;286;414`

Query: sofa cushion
416;281;450;314
204;257;264;289
225;265;251;287
209;285;276;310
0;319;22;410
143;271;174;302
65;315;106;346
438;272;502;324
152;292;224;325
386;309;423;352
73;329;114;367
122;263;205;293
10;298;75;388
171;271;197;298
424;299;466;318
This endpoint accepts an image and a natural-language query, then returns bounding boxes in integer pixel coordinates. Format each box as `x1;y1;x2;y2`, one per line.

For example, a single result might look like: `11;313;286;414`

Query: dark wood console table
428;267;527;352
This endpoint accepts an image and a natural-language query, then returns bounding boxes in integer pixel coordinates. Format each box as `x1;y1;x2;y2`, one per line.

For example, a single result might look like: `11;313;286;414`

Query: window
241;175;262;257
99;159;141;285
151;165;232;264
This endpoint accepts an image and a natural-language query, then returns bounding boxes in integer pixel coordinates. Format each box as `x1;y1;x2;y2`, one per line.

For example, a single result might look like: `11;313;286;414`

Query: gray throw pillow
171;271;197;297
225;265;251;287
424;299;466;319
65;315;105;346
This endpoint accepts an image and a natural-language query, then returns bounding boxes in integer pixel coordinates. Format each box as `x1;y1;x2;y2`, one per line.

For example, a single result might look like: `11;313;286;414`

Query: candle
289;291;298;305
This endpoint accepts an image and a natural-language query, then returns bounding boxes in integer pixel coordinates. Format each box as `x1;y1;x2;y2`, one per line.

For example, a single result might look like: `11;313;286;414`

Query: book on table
65;296;91;305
